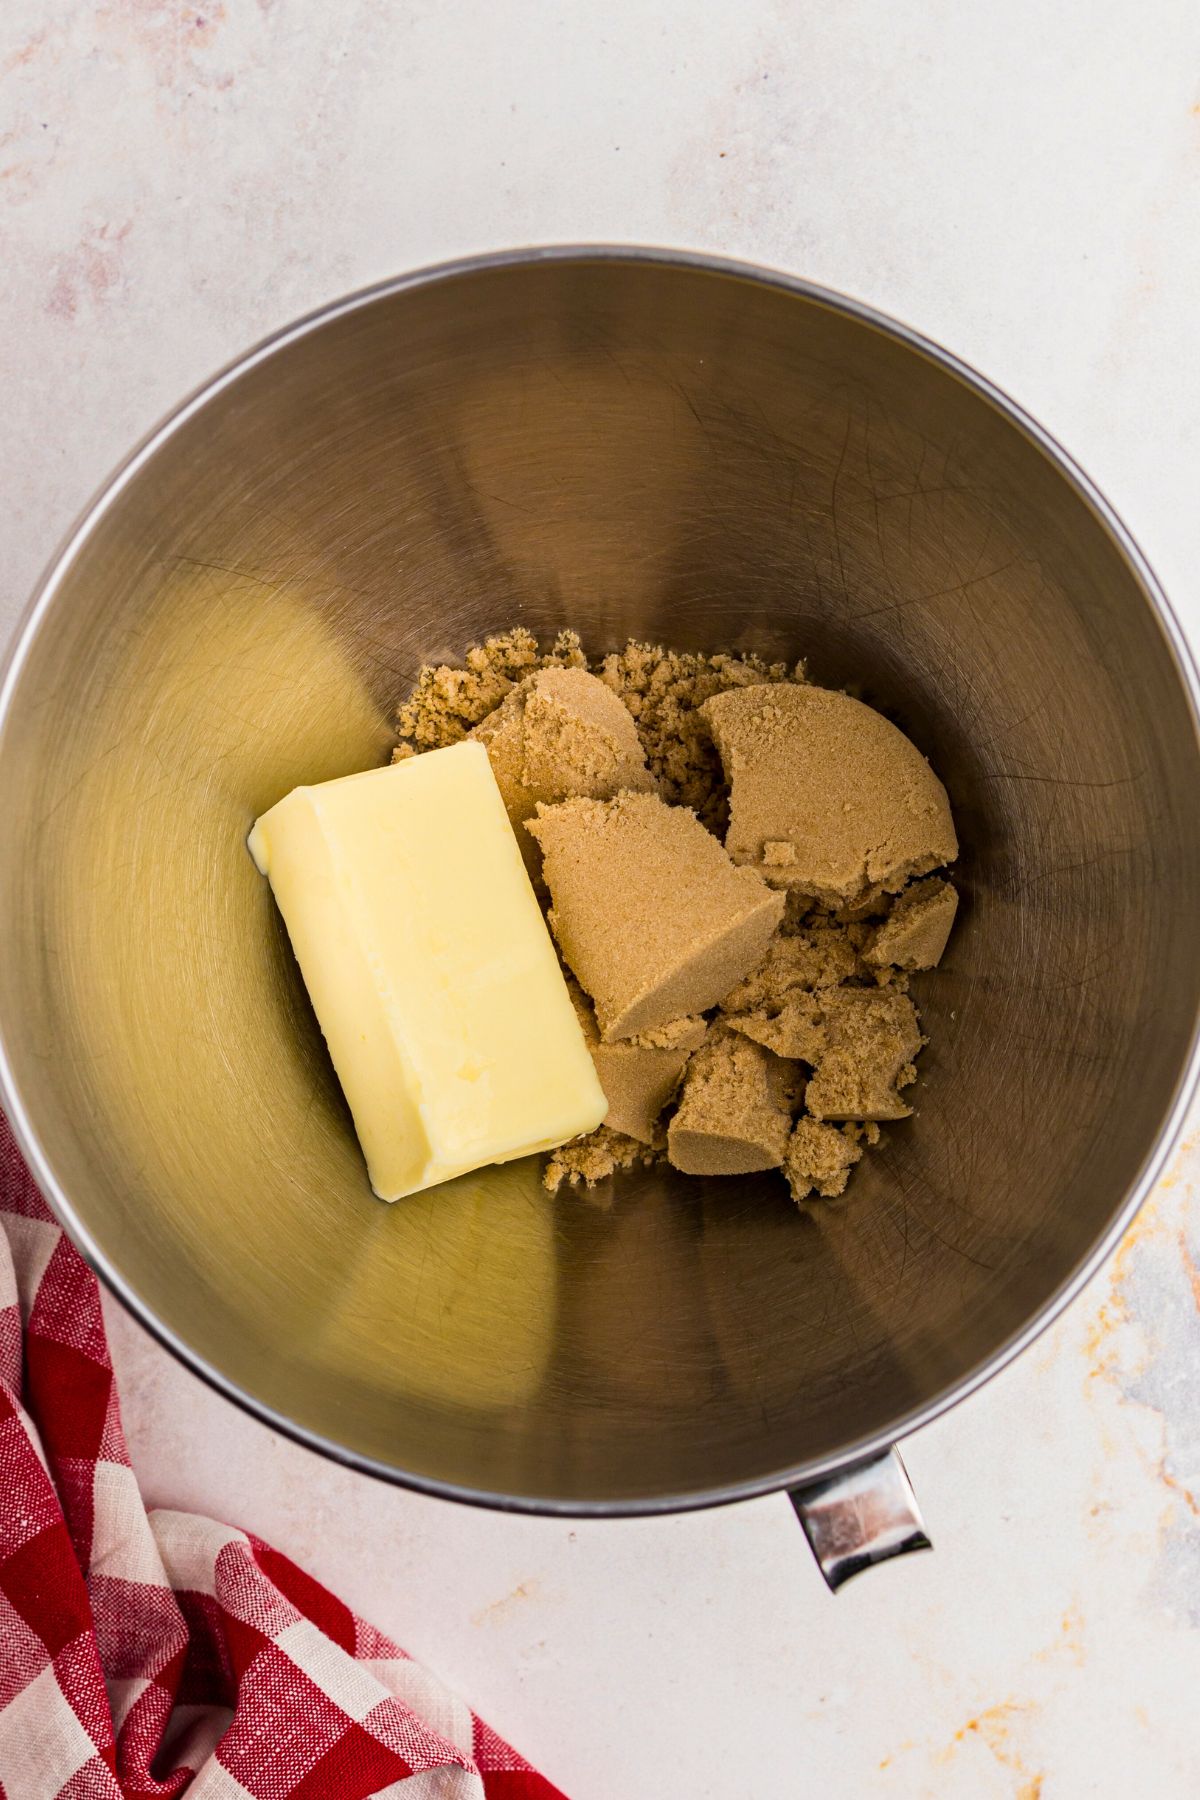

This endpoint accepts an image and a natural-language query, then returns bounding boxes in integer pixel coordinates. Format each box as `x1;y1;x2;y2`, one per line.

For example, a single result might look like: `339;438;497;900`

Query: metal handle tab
789;1446;931;1591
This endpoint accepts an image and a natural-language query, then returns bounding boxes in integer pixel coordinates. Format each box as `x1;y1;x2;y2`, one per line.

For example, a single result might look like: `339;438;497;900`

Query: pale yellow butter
248;740;607;1200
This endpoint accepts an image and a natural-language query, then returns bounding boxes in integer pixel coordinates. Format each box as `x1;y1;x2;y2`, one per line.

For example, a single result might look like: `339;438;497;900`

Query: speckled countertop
4;3;1200;1794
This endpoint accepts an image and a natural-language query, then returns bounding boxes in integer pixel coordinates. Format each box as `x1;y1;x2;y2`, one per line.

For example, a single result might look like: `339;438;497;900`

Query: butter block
249;740;607;1200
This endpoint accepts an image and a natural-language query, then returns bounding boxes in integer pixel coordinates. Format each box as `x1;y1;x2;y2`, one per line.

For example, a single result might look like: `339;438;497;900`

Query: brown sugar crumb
567;981;705;1144
667;1029;799;1176
717;921;863;1060
805;989;924;1122
720;922;864;1011
596;641;794;832
394;628;542;751
630;1015;712;1051
726;1001;826;1062
864;876;959;971
543;1124;662;1193
394;628;588;754
472;667;654;882
529;791;784;1041
784;1118;866;1202
702;683;957;904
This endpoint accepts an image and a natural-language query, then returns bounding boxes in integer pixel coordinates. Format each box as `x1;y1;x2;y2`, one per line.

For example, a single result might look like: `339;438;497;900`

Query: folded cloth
0;1115;567;1800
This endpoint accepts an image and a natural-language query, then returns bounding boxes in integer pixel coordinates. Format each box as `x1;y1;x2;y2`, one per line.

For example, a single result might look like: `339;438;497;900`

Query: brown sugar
720;922;865;1011
392;631;961;1204
726;1000;826;1062
667;1029;798;1176
472;667;653;880
864;876;959;971
804;989;923;1122
717;921;862;1060
568;981;705;1144
520;668;653;801
595;640;794;831
784;1118;867;1202
702;683;957;905
528;791;784;1041
397;632;792;834
543;1124;661;1193
631;1015;713;1051
394;627;583;752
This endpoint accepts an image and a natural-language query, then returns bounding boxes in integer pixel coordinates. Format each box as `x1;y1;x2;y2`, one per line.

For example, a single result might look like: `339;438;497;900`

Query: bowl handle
788;1446;931;1590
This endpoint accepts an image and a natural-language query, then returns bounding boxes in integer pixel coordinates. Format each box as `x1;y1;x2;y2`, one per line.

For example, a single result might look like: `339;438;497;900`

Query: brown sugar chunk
520;667;653;799
528;792;784;1041
598;1039;705;1143
727;1000;825;1062
864;877;959;971
667;1030;798;1176
784;1118;865;1202
472;667;653;881
805;989;923;1122
631;1015;712;1051
468;686;537;866
568;982;705;1144
702;683;957;905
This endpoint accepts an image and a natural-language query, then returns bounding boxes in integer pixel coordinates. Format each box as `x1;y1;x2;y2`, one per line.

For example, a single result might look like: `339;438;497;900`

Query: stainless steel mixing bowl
3;250;1199;1582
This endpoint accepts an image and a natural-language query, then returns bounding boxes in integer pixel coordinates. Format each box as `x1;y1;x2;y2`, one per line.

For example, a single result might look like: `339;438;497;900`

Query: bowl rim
3;242;1200;1517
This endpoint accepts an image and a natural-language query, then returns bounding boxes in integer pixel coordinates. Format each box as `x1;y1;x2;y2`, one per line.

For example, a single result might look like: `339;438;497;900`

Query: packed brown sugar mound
394;631;959;1206
528;791;784;1040
702;683;957;904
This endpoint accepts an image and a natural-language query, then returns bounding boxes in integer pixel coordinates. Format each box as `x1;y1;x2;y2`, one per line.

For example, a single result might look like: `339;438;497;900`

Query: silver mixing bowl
2;250;1198;1585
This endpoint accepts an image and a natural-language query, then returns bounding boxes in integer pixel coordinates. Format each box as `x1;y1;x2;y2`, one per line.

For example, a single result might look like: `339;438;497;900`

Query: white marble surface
4;2;1200;1794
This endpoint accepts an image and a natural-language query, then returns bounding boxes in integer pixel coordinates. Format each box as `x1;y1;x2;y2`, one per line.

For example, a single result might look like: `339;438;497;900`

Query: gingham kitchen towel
0;1114;568;1800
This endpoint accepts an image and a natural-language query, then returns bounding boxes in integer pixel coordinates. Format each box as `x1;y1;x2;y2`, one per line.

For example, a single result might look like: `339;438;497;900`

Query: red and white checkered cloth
0;1114;568;1800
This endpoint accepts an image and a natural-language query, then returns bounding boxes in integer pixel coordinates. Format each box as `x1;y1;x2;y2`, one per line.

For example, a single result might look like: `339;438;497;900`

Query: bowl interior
3;255;1198;1507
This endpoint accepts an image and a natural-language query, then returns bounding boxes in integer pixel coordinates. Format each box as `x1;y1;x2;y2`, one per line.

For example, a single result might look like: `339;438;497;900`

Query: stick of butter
248;740;607;1200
